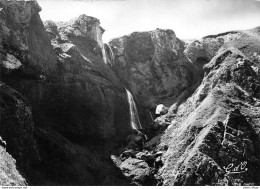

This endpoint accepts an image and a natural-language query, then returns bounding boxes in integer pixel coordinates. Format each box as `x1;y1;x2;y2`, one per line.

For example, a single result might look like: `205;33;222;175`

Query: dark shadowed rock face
0;82;35;186
0;0;132;186
0;82;131;186
0;0;56;75
0;0;131;143
42;16;131;142
33;127;131;186
1;0;260;186
109;29;203;108
0;83;39;177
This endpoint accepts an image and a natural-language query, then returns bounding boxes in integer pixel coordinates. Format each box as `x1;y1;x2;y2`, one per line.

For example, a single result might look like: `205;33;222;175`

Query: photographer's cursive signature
223;161;248;176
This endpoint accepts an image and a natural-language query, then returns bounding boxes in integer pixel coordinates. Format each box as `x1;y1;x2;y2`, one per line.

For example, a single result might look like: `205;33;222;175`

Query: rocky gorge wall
0;0;132;185
156;29;260;185
0;0;131;143
112;28;260;186
0;0;260;186
108;29;202;110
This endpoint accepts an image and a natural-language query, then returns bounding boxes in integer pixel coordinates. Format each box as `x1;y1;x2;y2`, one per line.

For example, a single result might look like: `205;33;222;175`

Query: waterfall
125;88;143;130
106;44;144;132
107;44;115;63
102;45;108;64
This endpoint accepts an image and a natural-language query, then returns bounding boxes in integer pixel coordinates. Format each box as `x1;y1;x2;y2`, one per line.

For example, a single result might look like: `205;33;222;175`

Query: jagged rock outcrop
1;0;260;186
0;0;56;75
146;27;260;186
0;0;132;186
41;16;131;143
1;0;131;143
0;145;26;186
184;31;242;64
109;27;260;186
120;158;155;185
108;29;203;109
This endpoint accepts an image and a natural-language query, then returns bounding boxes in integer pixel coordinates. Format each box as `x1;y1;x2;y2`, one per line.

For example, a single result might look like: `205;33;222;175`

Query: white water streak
107;44;142;131
126;89;143;130
107;44;115;63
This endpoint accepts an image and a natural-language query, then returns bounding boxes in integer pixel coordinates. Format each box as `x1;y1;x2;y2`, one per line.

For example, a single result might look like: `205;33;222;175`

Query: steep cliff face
145;28;260;186
109;27;260;186
1;0;260;186
0;0;56;75
0;1;131;143
42;16;131;142
0;82;39;173
108;29;202;109
0;82;35;186
0;0;132;186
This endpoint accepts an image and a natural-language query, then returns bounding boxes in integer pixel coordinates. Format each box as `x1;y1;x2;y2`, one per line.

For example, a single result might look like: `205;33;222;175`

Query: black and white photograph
0;0;260;187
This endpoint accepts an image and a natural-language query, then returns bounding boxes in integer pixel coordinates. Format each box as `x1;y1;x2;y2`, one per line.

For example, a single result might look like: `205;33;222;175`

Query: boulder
136;151;156;167
126;135;144;150
1;53;22;70
155;104;168;115
120;149;136;160
120;158;154;185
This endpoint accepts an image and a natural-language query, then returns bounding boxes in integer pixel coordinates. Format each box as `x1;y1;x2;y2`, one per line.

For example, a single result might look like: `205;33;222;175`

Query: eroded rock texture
149;28;260;186
108;29;203;109
41;16;131;143
0;82;34;186
0;0;131;186
1;0;260;186
1;0;131;143
0;145;26;186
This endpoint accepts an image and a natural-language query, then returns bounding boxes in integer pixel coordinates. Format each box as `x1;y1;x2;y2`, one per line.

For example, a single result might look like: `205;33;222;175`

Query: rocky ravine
0;0;260;186
110;28;260;186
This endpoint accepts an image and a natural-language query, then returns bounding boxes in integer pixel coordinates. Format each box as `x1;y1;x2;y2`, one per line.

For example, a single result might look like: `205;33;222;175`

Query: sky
38;0;260;42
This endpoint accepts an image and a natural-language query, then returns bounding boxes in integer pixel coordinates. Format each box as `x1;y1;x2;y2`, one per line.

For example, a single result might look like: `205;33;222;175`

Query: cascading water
105;43;144;133
107;44;115;63
125;88;143;130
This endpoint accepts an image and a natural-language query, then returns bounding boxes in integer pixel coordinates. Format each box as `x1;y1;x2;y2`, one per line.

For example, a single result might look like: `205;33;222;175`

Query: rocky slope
112;27;260;186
